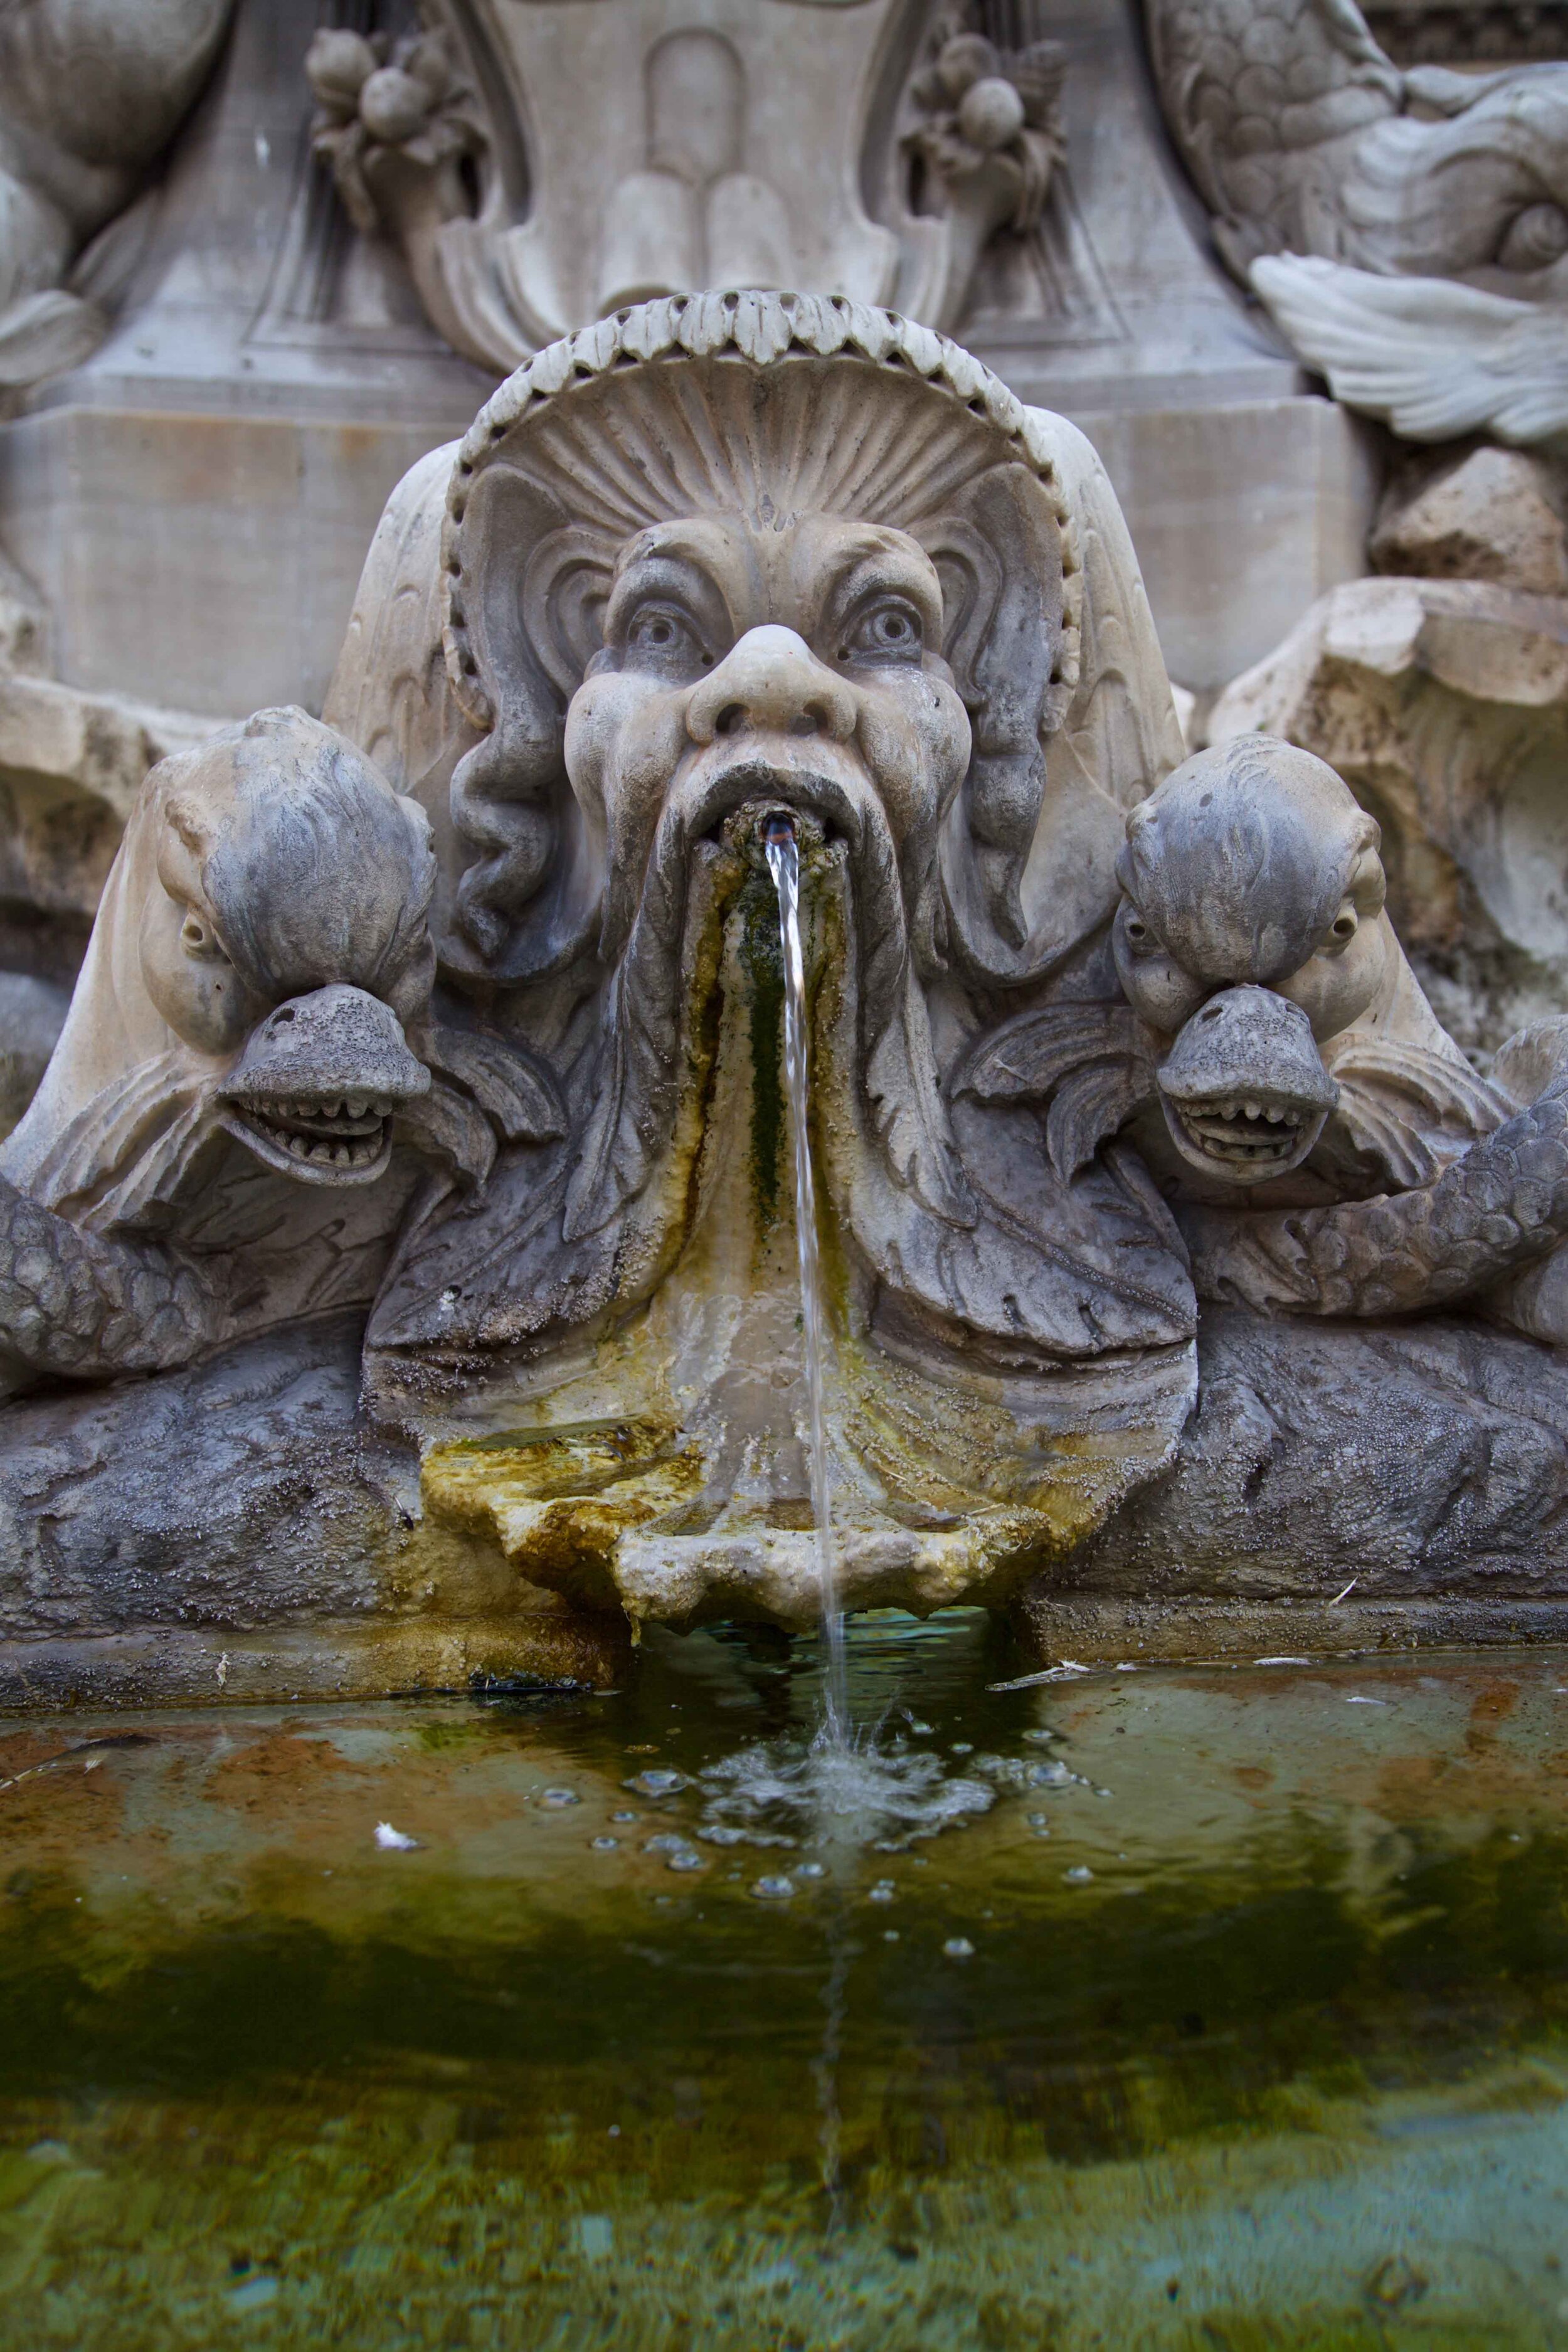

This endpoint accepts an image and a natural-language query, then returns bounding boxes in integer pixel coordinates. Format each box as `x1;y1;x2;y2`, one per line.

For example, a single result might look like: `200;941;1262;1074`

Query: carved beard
366;754;1196;1382
561;747;970;1248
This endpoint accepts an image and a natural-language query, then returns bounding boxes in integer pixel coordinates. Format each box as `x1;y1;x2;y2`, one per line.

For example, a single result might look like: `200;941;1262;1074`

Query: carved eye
180;912;229;961
1123;914;1150;948
842;600;923;665
1330;908;1358;945
624;602;708;673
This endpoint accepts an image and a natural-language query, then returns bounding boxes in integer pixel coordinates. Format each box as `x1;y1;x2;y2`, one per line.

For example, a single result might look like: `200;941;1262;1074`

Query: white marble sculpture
1145;0;1568;442
304;4;1065;369
9;292;1568;1641
0;0;235;389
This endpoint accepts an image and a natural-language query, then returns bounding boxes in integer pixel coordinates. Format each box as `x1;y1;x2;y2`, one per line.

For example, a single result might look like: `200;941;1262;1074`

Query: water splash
696;1729;997;1855
764;817;847;1739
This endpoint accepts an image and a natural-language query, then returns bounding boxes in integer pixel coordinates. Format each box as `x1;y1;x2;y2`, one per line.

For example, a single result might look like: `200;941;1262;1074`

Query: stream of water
765;817;848;1740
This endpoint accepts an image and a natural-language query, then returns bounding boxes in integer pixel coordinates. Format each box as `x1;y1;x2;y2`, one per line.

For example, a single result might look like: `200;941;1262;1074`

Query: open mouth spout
216;983;430;1186
1158;985;1338;1185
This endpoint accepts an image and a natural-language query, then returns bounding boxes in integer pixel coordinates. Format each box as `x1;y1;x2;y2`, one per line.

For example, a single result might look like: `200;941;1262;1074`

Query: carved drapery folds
304;3;1069;372
1145;0;1568;442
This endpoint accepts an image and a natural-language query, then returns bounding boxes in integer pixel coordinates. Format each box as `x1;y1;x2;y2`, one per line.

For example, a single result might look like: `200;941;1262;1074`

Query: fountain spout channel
763;814;847;1739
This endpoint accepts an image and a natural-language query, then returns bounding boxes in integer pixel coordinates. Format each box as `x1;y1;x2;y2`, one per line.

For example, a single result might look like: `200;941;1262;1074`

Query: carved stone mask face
563;512;972;953
435;302;1076;986
1113;737;1386;1184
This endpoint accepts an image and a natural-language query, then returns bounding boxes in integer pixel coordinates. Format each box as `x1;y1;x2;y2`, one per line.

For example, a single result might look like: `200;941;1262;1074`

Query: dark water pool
3;1612;1568;2346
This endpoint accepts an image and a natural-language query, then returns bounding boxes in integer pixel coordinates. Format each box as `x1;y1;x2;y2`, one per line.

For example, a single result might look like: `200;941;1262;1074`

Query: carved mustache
603;739;915;1042
563;739;924;1242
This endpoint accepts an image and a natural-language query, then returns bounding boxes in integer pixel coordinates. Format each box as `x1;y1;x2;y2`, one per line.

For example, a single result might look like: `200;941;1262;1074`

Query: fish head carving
1111;736;1389;1185
120;707;440;1190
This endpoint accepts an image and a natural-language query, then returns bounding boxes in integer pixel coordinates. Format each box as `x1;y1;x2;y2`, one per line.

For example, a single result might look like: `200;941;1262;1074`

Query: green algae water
6;1616;1568;2344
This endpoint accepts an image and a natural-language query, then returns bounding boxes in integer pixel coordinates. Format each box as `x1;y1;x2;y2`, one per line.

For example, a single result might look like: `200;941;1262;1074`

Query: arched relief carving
305;3;1069;370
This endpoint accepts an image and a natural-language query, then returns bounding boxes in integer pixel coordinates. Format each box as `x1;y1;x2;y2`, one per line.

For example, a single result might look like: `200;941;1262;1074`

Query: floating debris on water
752;1876;796;1900
944;1936;975;1958
227;2276;279;2312
625;1770;688;1798
988;1662;1091;1692
540;1787;581;1807
374;1822;418;1851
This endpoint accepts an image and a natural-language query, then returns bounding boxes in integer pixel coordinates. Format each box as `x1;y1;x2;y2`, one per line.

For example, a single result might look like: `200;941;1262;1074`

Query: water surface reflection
1;1614;1567;2344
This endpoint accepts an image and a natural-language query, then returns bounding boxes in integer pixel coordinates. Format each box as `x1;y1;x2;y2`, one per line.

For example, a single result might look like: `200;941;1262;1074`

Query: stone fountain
4;282;1568;1700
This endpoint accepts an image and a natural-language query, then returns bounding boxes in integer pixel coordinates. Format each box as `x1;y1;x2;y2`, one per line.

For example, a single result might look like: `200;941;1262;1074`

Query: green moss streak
736;864;785;1237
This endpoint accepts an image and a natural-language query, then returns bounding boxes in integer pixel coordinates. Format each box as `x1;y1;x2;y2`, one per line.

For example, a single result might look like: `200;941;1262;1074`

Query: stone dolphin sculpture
959;737;1510;1202
0;707;561;1394
958;734;1568;1325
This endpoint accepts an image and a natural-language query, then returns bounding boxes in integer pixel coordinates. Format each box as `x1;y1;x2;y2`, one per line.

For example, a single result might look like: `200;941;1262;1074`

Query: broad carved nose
685;626;856;746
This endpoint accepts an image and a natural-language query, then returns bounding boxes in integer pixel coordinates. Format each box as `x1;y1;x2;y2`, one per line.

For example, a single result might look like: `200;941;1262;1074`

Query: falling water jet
763;812;849;1744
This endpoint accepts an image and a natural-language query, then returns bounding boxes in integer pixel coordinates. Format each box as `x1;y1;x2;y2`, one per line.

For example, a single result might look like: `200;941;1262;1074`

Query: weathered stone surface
0;0;235;394
0;974;68;1140
0;1310;616;1703
1209;575;1568;1052
1371;445;1568;594
1148;0;1568;448
1016;1307;1568;1658
0;670;221;948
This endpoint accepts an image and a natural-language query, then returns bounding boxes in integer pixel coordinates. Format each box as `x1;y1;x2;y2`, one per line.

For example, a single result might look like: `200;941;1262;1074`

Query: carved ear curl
923;464;1076;956
442;467;615;979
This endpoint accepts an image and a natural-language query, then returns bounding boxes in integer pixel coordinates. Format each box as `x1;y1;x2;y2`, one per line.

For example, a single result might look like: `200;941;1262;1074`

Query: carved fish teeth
1265;1106;1284;1123
347;1095;369;1120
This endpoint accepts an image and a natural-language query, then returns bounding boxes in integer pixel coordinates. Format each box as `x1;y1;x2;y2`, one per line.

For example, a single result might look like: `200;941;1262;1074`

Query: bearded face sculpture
323;293;1199;1626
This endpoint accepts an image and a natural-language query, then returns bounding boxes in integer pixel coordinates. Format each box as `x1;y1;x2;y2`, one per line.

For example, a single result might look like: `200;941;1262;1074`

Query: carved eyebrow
821;541;944;636
605;544;736;642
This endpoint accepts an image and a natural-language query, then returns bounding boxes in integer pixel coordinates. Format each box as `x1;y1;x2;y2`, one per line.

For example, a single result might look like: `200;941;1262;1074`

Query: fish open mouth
1165;1094;1322;1175
1155;984;1339;1187
222;1095;397;1183
215;982;431;1186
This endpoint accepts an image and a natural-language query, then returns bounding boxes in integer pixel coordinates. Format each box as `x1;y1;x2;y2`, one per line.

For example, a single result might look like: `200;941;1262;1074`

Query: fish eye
842;600;923;665
1329;908;1358;945
1123;914;1149;947
180;913;229;961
